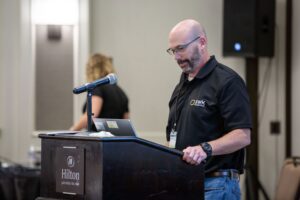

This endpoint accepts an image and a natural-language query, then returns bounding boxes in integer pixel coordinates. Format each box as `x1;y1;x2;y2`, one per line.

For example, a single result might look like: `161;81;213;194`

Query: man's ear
199;37;206;49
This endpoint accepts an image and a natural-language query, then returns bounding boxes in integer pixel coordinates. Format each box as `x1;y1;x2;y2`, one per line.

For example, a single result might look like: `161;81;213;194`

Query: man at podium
166;19;252;200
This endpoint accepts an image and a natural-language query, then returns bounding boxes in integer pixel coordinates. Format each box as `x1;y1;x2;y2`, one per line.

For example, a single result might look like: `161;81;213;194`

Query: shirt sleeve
92;86;104;98
218;75;253;132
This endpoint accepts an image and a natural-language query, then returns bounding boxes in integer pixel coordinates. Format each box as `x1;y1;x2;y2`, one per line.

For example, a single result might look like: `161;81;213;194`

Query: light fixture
32;0;78;25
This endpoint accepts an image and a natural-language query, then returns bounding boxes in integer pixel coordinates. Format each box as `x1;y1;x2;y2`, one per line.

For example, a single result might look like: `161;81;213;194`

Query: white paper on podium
88;131;115;137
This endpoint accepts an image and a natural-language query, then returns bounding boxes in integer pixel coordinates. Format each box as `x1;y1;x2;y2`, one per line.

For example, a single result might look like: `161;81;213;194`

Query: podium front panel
39;134;204;200
102;140;203;199
40;137;103;199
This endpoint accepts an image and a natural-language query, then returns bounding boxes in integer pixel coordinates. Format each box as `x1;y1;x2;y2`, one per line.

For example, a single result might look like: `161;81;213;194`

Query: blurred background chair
275;157;300;200
0;162;40;200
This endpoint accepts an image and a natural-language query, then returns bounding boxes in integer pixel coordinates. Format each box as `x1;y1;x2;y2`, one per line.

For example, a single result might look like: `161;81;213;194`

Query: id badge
169;129;177;148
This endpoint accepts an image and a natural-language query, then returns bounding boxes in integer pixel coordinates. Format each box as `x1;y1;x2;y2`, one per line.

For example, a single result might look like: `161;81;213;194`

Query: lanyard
173;79;191;131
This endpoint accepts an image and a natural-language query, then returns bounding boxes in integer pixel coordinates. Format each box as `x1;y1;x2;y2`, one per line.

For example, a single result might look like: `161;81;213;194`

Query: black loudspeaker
223;0;275;57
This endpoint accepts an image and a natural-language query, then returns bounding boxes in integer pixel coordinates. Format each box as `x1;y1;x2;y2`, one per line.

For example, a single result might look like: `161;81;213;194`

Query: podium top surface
39;131;183;157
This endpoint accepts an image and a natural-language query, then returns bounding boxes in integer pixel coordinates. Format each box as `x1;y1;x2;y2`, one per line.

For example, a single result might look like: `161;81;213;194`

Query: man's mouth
178;60;188;65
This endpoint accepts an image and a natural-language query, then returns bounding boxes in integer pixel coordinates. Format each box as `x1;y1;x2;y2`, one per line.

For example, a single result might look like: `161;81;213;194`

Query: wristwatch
200;142;212;158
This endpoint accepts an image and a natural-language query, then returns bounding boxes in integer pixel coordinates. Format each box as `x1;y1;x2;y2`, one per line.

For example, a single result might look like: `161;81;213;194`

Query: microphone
73;73;117;94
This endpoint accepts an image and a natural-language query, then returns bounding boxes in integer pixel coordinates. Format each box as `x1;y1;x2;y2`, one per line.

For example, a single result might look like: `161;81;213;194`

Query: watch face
201;142;212;157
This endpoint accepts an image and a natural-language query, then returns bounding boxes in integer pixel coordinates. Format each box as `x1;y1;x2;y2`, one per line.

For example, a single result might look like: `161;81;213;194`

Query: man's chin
182;67;192;74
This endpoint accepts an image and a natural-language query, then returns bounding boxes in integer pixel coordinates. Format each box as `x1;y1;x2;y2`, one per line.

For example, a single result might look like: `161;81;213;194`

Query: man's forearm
209;128;251;156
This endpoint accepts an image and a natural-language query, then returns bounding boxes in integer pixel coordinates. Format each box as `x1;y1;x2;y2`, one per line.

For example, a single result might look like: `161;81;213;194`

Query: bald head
169;19;207;44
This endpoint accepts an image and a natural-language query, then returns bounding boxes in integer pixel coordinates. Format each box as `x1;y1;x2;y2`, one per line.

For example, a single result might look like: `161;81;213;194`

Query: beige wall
0;0;23;161
0;0;34;163
292;0;300;156
0;0;4;141
258;0;287;197
0;0;299;198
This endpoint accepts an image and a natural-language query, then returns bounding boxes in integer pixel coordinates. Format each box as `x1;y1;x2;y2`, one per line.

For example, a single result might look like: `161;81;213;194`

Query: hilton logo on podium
61;168;80;181
67;156;75;168
56;147;85;195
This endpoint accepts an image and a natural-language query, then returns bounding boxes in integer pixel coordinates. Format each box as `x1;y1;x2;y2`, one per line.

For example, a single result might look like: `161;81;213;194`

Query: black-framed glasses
166;36;200;55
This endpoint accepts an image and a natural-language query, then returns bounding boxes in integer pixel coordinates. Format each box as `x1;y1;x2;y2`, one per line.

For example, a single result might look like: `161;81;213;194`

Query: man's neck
189;55;210;78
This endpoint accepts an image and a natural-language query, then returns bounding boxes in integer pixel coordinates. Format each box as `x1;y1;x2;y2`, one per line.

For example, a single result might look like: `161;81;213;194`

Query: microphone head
107;73;117;84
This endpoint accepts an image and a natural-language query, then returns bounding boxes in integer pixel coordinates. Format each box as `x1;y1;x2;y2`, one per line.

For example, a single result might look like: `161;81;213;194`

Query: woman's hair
86;53;115;82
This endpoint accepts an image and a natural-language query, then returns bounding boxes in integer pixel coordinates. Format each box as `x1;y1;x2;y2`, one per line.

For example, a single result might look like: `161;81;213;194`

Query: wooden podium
38;132;204;200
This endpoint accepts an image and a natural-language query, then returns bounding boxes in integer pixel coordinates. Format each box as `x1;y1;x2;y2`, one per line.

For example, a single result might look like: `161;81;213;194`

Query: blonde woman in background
70;53;129;131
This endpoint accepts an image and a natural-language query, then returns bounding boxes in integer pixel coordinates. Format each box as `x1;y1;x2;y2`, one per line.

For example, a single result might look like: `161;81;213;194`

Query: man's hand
182;145;207;165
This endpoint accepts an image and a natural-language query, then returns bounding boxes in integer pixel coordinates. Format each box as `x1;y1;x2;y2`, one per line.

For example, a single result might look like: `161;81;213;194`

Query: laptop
92;118;138;137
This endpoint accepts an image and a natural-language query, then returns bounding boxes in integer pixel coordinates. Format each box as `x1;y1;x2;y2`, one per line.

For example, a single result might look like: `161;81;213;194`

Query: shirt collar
195;55;217;79
180;55;217;82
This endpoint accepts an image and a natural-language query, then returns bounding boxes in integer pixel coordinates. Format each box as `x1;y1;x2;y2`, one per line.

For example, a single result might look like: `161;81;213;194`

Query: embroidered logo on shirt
190;99;206;107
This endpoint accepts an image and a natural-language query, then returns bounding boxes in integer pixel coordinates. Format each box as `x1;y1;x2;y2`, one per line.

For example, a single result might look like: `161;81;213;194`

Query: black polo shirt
166;56;252;174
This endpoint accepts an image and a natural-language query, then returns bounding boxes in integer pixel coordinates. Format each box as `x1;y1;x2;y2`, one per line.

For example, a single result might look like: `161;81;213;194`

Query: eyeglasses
166;36;200;55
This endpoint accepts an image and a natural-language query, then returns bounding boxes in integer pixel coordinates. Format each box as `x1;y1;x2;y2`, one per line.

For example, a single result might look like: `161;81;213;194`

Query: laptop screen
92;118;137;137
